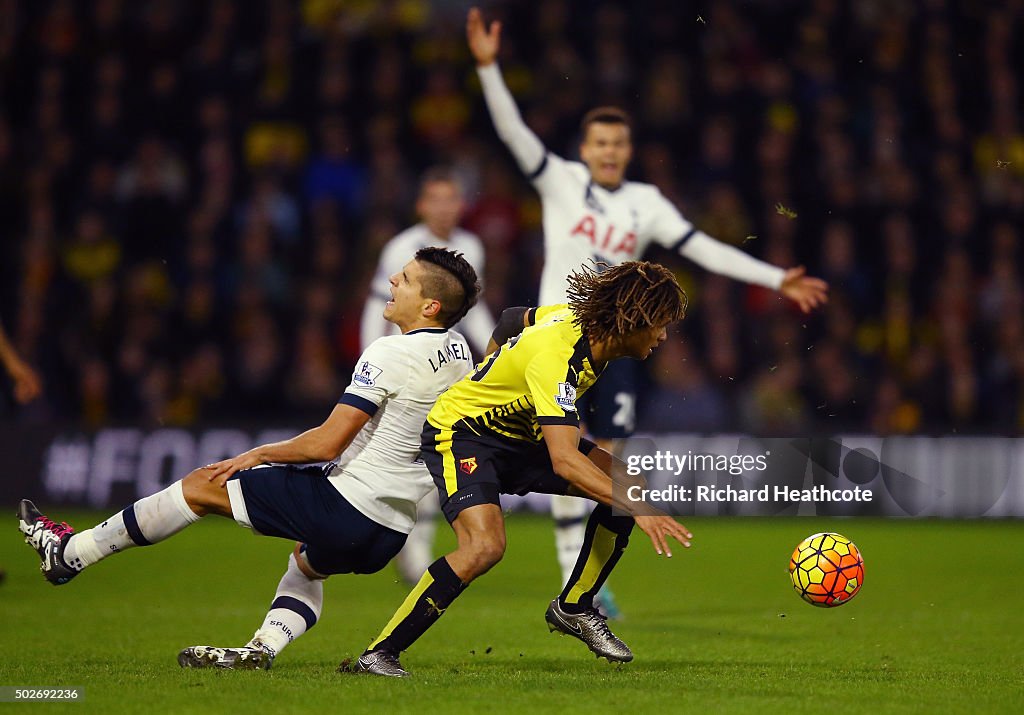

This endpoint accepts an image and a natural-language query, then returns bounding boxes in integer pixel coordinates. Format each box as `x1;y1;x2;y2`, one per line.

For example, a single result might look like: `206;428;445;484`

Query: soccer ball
788;532;864;607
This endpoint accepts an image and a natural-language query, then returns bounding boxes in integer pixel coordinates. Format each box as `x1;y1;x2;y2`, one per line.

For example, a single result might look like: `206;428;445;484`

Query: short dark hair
581;106;633;136
414;246;480;328
566;261;686;343
418;166;463;196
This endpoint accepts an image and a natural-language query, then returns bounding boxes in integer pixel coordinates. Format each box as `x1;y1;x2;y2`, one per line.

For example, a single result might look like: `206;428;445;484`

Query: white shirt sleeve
679;232;786;290
477;63;547;178
340;338;410;416
642;188;785;290
647;188;695;249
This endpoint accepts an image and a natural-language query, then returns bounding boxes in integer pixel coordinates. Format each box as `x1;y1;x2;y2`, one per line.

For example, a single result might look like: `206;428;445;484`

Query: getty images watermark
604;436;946;517
623;449;873;505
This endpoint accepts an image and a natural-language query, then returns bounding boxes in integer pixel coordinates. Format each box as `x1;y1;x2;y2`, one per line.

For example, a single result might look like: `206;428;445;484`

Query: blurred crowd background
1;0;1023;435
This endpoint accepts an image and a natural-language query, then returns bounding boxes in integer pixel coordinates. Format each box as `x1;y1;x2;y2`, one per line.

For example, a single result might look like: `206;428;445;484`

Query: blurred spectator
1;1;1023;437
639;335;729;433
60;211;120;287
303;116;364;217
738;359;809;435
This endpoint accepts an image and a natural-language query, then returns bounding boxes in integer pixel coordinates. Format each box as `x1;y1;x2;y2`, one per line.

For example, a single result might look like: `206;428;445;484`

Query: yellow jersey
425;305;604;442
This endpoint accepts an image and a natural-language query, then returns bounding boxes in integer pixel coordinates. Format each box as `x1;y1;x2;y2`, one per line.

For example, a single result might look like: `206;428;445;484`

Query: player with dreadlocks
467;6;828;622
353;261;692;677
564;261;690;344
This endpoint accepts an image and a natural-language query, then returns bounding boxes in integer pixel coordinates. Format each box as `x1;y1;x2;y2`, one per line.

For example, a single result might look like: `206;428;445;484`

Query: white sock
63;481;200;569
552;494;591;586
395;492;439;581
248;553;324;656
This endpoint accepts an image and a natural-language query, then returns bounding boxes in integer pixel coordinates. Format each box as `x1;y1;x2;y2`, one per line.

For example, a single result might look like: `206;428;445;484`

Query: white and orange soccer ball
788;532;864;607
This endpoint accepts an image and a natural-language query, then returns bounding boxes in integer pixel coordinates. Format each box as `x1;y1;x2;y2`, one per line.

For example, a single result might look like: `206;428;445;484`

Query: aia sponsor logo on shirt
570;215;637;256
459;457;479;475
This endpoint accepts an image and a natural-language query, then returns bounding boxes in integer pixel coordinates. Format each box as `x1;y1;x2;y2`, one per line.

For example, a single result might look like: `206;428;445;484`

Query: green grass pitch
2;511;1022;714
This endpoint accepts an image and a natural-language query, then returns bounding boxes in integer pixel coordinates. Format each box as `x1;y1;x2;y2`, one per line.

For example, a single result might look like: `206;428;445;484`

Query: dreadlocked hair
415;246;481;328
566;261;687;343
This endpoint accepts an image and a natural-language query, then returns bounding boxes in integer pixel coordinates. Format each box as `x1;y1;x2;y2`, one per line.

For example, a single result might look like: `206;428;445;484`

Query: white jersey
531;156;690;304
361;224;495;355
477;63;785;305
328;327;473;533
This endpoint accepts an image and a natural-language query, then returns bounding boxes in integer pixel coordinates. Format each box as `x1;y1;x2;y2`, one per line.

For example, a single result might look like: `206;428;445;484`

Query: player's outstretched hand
780;266;829;313
634;515;692;557
203;450;263;488
467;7;501;66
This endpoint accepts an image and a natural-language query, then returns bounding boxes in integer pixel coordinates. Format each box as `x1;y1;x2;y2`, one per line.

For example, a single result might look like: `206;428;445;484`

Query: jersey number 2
612;392;636;433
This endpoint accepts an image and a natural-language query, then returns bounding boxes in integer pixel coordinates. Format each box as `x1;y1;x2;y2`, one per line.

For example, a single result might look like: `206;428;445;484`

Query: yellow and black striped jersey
425;304;604;443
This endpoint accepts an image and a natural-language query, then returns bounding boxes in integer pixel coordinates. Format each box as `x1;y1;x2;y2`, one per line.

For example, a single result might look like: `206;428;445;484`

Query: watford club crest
459;457;478;475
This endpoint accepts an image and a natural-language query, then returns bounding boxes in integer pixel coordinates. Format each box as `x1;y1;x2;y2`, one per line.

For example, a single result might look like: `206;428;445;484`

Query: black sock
367;556;467;653
559;504;633;613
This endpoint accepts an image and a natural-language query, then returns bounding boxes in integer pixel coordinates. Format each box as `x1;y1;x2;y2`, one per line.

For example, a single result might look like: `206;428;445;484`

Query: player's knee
478;535;505;566
180;469;220;515
462;533;505;576
180;469;204;504
293;544;329;579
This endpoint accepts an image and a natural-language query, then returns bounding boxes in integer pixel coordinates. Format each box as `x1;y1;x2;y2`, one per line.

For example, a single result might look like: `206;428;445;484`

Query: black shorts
226;465;407;576
420;423;597;522
576;358;638;439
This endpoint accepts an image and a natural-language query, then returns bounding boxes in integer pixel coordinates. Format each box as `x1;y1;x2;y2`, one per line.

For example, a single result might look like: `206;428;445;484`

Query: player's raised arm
467;7;547;177
648;191;829;313
779;265;829;313
679;234;829;313
466;6;500;66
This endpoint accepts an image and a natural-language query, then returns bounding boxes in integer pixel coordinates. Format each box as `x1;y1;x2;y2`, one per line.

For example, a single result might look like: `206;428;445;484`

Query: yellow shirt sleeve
525;349;580;427
527;303;570;327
